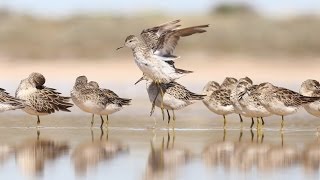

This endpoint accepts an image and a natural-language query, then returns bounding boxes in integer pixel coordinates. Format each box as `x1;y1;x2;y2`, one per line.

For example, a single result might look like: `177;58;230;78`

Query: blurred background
1;1;320;180
0;0;320;59
0;0;320;119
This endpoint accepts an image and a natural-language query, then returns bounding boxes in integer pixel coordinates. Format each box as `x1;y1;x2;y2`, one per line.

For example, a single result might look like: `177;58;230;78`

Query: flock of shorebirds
1;20;320;130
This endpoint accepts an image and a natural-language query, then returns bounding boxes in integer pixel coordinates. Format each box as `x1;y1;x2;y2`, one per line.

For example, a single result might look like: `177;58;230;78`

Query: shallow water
0;114;320;180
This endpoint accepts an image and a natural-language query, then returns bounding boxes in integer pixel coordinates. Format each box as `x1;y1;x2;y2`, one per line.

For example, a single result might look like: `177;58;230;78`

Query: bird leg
239;114;243;129
37;115;40;126
91;114;95;127
281;115;284;131
100;115;104;129
261;117;265;126
250;118;254;129
155;80;165;121
167;110;171;124
106;115;109;127
256;117;260;130
223;115;227;130
161;108;165;121
172;110;176;121
172;110;176;130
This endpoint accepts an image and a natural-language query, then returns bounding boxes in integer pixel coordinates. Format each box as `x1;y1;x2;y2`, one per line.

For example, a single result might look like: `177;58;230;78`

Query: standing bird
220;77;245;124
118;20;208;113
230;77;256;128
220;77;238;90
99;86;131;125
71;76;131;128
15;72;73;126
118;19;208;83
0;88;25;112
236;81;272;129
300;79;320;118
202;81;235;129
253;82;320;130
135;75;204;125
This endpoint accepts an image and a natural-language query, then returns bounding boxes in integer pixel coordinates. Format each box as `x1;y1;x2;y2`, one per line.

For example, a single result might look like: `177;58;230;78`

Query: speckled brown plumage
0;88;25;112
16;72;73;115
209;89;233;106
161;82;205;101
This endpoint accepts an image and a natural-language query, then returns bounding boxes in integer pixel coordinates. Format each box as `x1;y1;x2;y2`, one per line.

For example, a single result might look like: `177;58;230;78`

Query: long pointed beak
116;46;124;50
134;77;144;85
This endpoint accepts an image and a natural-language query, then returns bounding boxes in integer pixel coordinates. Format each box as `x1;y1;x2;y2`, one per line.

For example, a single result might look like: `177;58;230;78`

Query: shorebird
118;20;208;82
118;20;208;112
253;82;320;130
221;77;238;90
71;76;131;128
0;88;25;112
135;75;204;124
220;77;245;124
300;79;320;117
237;82;272;129
202;81;235;129
15;72;73;126
230;77;256;128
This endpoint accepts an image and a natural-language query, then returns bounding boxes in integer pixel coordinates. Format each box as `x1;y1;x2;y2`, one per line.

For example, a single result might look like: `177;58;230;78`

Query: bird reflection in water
202;129;302;172
303;141;320;173
72;128;128;176
144;131;190;180
14;130;69;177
0;144;14;167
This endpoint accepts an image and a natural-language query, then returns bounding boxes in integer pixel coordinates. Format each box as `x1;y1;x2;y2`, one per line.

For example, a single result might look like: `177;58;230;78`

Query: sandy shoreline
2;54;319;85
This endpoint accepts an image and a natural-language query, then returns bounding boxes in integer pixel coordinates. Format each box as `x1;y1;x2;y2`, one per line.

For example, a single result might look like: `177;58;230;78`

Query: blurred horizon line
0;0;320;18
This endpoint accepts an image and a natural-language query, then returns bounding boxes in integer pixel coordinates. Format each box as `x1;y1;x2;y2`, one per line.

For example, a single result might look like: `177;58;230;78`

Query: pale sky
0;0;319;17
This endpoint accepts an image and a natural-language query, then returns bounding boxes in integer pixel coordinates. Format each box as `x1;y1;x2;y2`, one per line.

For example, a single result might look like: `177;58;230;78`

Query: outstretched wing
140;19;181;50
154;24;209;57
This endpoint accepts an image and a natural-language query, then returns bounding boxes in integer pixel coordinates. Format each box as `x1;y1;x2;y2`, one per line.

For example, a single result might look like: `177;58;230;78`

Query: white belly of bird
303;101;320;117
263;99;298;116
202;99;234;115
99;104;122;115
242;103;271;117
71;96;104;114
134;56;183;83
151;93;190;110
240;97;271;117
